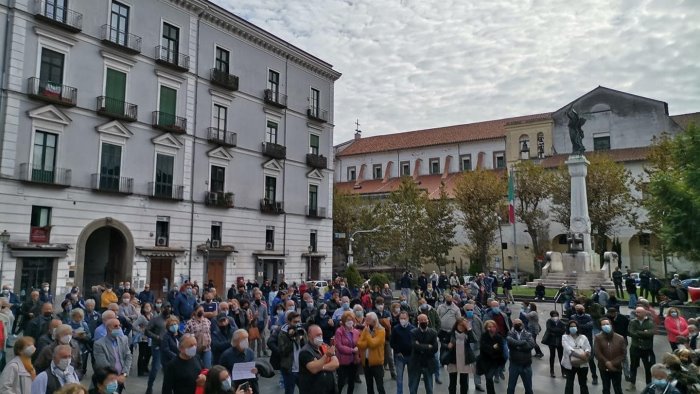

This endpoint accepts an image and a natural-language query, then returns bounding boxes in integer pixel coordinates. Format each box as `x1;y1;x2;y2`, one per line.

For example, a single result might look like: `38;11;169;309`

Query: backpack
267;326;282;370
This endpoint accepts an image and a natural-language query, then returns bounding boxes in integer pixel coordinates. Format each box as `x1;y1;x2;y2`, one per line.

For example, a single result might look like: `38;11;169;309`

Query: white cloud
211;0;700;143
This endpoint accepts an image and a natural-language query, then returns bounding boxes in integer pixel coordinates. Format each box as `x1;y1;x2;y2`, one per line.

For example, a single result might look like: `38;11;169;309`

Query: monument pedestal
566;155;593;254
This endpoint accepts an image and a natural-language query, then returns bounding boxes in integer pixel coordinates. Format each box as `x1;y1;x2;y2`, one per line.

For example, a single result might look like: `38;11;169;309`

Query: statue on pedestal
567;107;586;155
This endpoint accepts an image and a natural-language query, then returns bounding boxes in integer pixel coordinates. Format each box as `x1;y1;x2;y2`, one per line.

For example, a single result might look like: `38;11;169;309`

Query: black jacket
478;333;506;370
506;329;535;366
409;327;438;370
542;318;566;347
609;314;630;340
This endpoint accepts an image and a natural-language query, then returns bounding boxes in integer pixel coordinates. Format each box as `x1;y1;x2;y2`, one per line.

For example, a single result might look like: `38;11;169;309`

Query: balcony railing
205;191;234;208
260;198;284;214
262;142;287;160
264;89;287;108
155;46;189;72
306;206;326;219
91;173;133;194
27;78;77;107
307;106;328;123
152;112;187;134
306;153;327;169
33;0;82;32
19;163;71;187
148;182;184;200
96;96;138;122
101;24;142;54
210;68;239;90
207;128;237;147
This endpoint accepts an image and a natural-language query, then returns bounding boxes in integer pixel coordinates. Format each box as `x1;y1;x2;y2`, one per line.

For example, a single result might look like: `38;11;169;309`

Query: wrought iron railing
33;0;83;32
19;163;71;186
101;24;142;54
27;77;77;106
91;173;133;194
155;46;189;71
207;128;237;147
96;96;138;121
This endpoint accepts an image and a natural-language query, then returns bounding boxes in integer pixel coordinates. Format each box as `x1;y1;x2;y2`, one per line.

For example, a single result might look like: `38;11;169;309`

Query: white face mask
185;346;197;358
57;358;71;371
313;336;324;347
60;335;72;345
399;319;408;327
23;345;36;357
238;338;249;350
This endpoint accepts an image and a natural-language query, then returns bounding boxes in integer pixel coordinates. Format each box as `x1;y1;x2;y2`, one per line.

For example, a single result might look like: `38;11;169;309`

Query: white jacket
0;356;34;394
561;334;591;370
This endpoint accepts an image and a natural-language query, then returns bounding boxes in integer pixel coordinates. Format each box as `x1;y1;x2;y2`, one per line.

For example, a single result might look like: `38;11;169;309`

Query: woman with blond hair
55;382;89;394
0;336;36;394
476;320;506;394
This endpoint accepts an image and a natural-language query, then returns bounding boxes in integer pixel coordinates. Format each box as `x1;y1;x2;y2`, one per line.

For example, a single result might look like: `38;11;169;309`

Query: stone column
566;155;593;254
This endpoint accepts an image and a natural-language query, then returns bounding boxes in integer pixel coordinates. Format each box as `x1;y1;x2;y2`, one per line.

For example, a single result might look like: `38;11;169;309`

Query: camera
295;323;306;336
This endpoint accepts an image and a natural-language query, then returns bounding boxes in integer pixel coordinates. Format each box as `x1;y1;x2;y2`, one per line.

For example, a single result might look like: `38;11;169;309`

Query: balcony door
215;47;229;74
310;88;320;116
265;176;276;204
268;70;279;99
161;22;179;63
100;142;122;191
110;1;130;46
45;0;67;23
105;68;126;115
159;86;177;126
39;48;64;98
210;165;225;194
32;131;57;183
155;154;174;197
308;184;318;214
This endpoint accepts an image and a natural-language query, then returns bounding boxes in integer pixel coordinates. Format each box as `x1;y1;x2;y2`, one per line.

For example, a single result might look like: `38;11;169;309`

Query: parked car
306;280;329;296
681;278;700;289
625;272;641;286
462;275;475;284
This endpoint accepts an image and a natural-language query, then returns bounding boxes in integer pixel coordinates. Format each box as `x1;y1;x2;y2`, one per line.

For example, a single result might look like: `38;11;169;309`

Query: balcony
207;128;237;147
306;153;327;169
33;0;82;33
306;206;326;219
260;198;284;214
101;24;142;54
155;46;189;72
264;89;287;109
262;142;287;160
210;68;239;91
307;106;328;123
91;174;133;194
205;191;234;208
30;226;52;244
27;78;77;107
148;182;184;201
18;163;71;187
96;96;138;122
152;112;187;134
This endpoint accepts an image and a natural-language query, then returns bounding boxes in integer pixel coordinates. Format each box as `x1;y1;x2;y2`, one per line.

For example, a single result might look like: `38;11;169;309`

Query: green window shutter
159;86;177;126
105;68;126;114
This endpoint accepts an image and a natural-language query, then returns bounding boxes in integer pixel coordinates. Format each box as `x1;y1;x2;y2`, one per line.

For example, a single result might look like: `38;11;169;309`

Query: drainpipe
0;1;16;172
282;54;288;281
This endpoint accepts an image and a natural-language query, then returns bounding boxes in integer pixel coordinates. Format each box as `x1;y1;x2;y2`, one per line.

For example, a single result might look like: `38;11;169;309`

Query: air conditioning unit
156;236;168;246
211;239;221;248
265;242;273;250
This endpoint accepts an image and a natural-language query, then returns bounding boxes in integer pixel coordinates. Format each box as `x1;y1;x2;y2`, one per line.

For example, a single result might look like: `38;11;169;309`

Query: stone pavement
79;302;674;394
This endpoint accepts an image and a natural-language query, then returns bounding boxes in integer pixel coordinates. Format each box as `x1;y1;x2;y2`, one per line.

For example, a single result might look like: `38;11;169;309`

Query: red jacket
361;293;373;311
664;316;689;343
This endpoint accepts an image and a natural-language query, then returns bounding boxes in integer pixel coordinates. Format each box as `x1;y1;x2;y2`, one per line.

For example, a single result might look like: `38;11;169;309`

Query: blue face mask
168;325;178;333
221;378;232;391
465;311;474;319
491;307;500;314
186;288;193;295
342;303;350;310
652;379;667;387
105;381;118;394
602;325;612;334
569;327;578;335
111;328;123;338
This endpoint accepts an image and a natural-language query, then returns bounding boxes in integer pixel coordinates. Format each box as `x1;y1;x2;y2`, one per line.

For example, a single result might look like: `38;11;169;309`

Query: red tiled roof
671;112;700;130
337;113;552;157
539;147;651;168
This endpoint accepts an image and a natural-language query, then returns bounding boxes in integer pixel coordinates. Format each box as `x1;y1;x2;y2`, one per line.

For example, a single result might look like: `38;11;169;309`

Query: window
265;226;274;250
213;104;227;131
429;158;440;174
310;230;317;253
593;135;610;151
400;161;410;177
155;216;170;246
308;184;318;213
215;47;229;74
309;134;319;155
347;166;356;181
265;176;276;203
266;121;278;144
211;222;222;243
210;165;225;193
373;164;382;180
31;206;51;227
104;68;126;114
159;85;177;116
493;151;505;169
40;48;64;85
154;154;174;197
44;0;67;23
537;132;545;158
519;135;530;159
460;154;472;171
100;142;122;191
310;88;320;116
268;70;279;96
160;22;180;62
32;131;57;183
110;1;130;46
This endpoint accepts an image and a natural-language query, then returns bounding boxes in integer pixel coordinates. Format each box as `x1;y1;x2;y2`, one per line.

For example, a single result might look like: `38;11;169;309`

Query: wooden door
207;259;225;295
308;257;321;280
149;258;172;300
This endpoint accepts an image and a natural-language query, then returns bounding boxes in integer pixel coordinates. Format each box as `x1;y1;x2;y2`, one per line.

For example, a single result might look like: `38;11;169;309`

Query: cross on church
355;118;361;133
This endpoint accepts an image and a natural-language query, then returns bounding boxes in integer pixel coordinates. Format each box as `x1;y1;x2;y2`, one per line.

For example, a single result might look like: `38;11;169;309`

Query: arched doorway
75;218;134;290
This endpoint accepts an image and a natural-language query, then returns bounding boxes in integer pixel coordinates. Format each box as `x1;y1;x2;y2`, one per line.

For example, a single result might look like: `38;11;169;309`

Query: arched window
537;132;545;158
519;134;530;159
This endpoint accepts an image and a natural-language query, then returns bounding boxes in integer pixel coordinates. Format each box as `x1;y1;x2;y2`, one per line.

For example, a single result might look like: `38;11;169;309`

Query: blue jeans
282;370;298;394
506;363;533;394
434;351;441;380
395;355;411;394
200;349;212;368
408;366;434;394
628;293;637;308
147;345;162;390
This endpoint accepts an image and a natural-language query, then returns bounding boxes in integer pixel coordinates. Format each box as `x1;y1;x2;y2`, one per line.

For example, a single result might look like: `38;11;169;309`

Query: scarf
20;356;36;380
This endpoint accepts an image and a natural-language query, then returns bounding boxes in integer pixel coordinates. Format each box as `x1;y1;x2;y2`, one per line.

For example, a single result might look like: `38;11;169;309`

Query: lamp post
494;214;505;271
0;230;9;283
347;227;381;266
307;245;313;280
202;239;211;286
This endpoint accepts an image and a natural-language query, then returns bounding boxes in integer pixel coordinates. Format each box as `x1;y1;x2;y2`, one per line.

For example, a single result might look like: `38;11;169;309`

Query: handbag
541;330;551;345
249;326;261;340
570;350;589;367
440;346;456;365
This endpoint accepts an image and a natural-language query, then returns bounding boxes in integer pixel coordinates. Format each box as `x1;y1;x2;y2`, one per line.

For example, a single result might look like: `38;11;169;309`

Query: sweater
358;325;385;367
390;323;415;357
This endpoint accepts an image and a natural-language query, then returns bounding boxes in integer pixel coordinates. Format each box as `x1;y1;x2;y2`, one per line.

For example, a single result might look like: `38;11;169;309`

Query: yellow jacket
358;325;385;367
101;290;118;308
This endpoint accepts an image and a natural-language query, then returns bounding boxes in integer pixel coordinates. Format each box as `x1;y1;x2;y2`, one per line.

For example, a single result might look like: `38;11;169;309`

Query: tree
332;187;362;262
550;154;636;262
424;182;457;269
644;124;700;261
454;169;507;273
512;160;555;276
343;264;363;289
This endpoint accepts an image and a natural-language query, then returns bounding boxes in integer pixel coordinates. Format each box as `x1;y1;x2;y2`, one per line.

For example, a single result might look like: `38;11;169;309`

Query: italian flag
508;169;515;224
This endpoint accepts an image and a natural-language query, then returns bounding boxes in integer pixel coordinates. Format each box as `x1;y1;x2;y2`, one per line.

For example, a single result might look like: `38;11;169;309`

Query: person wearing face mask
137;284;155;305
100;284;118;310
594;318;626;394
0;297;15;360
161;315;181;367
162;334;206;394
462;302;485;392
504;318;534;394
314;302;336;344
301;294;317;325
629;307;655;391
562;321;591;394
352;305;365;329
39;282;53;305
89;366;119;394
298;324;339;394
144;304;172;394
663;308;689;352
31;344;79;393
184;305;213;368
0;336;36;394
523;302;544;358
133;302;155;376
358;312;387;394
25;302;55;343
211;313;235;365
249;290;269;357
34;324;82;377
570;303;598;385
173;284;197;322
335;311;361;394
203;365;251;394
391;311;415;394
408;313;439;394
542;310;566;378
373;297;396;380
93;319;131;392
220;329;259;393
640;364;682;394
278;311;306;394
332;296;352;324
117;294;138;324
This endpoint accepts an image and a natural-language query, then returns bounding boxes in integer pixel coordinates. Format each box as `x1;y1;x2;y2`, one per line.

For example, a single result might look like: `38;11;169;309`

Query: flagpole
510;168;519;284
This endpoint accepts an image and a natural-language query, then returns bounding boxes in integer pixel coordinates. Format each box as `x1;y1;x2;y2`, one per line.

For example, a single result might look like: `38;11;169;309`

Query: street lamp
0;230;10;282
494;214;505;270
347;227;381;266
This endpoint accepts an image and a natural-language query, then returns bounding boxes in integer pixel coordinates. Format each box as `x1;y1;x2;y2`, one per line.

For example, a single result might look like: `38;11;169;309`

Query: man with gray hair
359;312;386;394
93;310;116;341
641;364;681;394
220;329;259;392
629;307;655;391
30;344;79;393
34;323;82;377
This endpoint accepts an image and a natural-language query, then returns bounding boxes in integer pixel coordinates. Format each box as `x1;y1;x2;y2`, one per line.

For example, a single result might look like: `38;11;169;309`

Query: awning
136;246;187;257
8;242;70;258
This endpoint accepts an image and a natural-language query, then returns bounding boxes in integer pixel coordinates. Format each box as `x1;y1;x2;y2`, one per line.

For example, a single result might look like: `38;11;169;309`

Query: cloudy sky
211;0;700;144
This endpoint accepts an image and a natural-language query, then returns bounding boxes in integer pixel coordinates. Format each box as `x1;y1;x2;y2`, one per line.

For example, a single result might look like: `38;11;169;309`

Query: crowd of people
0;269;696;394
